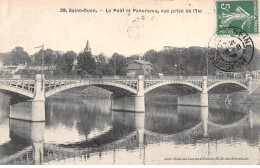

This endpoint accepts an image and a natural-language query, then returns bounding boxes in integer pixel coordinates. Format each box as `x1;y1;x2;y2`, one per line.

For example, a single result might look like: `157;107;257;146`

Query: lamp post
34;44;44;78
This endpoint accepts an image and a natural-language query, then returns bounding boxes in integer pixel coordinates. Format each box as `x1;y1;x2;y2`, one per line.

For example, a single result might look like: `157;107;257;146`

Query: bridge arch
0;85;34;99
45;81;138;98
144;81;202;94
207;81;247;92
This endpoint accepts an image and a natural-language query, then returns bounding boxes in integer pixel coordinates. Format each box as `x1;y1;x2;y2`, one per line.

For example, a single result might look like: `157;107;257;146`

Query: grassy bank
51;86;111;98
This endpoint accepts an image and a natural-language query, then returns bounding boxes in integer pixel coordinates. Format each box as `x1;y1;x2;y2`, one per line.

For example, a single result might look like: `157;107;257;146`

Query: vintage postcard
0;0;260;165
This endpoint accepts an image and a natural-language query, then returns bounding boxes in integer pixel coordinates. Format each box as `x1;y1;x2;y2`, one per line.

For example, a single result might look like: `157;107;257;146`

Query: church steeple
84;40;91;53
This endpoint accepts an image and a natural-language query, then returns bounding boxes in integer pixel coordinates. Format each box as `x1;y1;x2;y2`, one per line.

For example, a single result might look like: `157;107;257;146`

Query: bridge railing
0;75;252;81
145;76;204;80
145;76;248;80
44;75;136;80
44;78;138;83
208;75;249;80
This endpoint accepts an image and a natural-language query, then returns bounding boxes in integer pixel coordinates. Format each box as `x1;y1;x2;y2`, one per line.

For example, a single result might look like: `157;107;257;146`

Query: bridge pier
9;100;45;121
177;93;208;107
200;107;209;137
9;74;46;121
111;96;145;112
112;112;145;146
177;76;208;107
111;75;145;112
33;74;45;102
135;75;145;112
127;95;145;112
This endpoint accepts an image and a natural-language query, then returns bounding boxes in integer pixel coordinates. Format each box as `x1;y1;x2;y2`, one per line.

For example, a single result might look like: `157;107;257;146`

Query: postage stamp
208;26;254;72
216;0;259;35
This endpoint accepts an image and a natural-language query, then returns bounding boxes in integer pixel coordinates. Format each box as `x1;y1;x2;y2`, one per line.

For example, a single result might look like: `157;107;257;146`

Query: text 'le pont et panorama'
60;8;203;14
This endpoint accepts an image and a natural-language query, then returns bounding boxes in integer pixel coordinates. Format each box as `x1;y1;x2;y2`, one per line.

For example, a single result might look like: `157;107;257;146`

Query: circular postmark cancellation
208;27;254;72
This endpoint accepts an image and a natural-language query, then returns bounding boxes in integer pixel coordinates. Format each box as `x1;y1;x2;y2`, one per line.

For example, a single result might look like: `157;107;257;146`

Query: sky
0;0;259;57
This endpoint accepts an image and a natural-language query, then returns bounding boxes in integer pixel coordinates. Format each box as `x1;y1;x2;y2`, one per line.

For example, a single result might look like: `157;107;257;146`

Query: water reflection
0;93;260;164
0;119;45;165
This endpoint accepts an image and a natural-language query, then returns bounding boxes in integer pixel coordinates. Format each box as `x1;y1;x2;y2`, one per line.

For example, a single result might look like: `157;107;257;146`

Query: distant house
126;59;153;76
27;65;56;71
1;64;26;74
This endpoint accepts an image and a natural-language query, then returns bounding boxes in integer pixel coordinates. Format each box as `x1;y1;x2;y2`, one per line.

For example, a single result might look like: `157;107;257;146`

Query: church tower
84;40;91;53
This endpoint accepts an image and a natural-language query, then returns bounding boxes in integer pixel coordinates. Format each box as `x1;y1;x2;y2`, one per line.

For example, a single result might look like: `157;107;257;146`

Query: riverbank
224;91;260;104
52;86;111;98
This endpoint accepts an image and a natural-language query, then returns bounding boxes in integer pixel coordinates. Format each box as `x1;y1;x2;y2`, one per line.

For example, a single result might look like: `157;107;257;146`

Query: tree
110;53;127;75
44;49;57;65
10;47;31;65
63;51;77;74
31;50;43;66
0;53;12;65
103;61;115;75
77;51;96;75
95;53;107;75
53;52;66;76
127;54;140;62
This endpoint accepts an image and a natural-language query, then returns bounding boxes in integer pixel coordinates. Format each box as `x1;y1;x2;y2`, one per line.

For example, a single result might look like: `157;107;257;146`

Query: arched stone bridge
0;75;255;99
1;74;259;121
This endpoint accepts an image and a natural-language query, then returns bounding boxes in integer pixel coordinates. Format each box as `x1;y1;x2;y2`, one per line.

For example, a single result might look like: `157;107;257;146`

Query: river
0;93;260;165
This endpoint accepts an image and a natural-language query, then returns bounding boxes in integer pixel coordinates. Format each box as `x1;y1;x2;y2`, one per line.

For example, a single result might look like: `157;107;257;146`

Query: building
84;40;91;53
126;58;153;77
1;64;26;74
72;40;92;73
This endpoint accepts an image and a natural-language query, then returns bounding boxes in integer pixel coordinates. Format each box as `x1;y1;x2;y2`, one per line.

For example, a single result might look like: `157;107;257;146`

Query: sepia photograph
0;0;260;165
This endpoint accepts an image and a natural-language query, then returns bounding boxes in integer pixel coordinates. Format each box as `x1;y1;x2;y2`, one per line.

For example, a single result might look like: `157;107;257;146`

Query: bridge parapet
45;79;80;92
206;79;249;92
1;76;257;102
113;79;138;90
0;79;35;98
144;78;203;91
44;78;139;96
207;78;248;87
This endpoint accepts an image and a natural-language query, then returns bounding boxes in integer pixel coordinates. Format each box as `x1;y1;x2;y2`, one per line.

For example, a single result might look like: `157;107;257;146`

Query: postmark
216;0;258;35
208;26;254;72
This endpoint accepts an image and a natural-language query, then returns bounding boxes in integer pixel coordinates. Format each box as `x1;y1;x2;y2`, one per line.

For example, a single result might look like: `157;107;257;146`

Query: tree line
0;46;259;77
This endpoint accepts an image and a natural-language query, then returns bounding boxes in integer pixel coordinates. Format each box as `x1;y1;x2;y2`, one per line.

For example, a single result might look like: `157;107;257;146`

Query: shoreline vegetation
1;46;260;80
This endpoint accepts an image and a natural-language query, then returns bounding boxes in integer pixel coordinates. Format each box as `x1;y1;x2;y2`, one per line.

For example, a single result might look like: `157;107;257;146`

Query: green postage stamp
216;0;258;35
